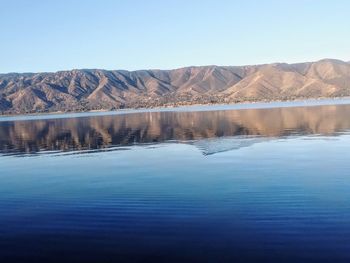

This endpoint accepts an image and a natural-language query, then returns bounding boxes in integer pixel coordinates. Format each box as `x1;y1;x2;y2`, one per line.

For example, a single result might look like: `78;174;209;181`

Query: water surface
1;101;350;262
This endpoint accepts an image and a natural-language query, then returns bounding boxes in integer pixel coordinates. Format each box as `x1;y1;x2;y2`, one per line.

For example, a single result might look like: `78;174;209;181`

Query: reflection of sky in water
1;100;350;262
0;135;350;262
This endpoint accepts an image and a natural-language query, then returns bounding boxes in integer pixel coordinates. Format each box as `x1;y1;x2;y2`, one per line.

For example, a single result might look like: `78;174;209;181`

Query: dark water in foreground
1;102;350;262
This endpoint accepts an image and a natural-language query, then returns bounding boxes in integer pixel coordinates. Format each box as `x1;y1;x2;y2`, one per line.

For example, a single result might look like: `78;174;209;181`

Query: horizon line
1;58;348;75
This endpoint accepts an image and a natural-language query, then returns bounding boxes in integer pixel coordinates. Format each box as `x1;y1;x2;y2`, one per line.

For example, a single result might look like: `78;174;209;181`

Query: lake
1;100;350;262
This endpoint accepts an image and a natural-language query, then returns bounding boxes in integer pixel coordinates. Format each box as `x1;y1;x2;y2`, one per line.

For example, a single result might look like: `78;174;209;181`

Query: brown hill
0;59;349;114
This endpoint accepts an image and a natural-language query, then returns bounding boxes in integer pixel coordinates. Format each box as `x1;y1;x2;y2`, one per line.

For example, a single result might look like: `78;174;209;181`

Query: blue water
1;102;350;262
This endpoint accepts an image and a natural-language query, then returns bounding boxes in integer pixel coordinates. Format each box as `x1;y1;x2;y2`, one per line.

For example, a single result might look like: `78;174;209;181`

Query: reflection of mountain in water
1;103;350;156
193;136;270;155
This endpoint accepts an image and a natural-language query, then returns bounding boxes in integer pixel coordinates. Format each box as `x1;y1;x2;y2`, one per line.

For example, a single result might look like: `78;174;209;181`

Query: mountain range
0;59;349;114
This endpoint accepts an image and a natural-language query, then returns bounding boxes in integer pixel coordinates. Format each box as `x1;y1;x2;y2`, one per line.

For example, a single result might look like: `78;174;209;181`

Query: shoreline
1;96;350;122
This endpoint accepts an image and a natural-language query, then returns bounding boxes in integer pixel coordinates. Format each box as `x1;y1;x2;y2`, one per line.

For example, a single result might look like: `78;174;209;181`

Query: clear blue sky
1;0;349;73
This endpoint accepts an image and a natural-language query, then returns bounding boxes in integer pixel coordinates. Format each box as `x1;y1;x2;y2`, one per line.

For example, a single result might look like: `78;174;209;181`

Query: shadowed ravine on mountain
1;59;350;114
1;103;350;156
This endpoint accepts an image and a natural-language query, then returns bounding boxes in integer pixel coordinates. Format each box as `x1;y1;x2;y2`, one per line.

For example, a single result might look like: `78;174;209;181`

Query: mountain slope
0;59;349;114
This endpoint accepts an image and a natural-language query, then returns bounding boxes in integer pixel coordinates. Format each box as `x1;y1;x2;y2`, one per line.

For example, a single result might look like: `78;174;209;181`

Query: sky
1;0;349;73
